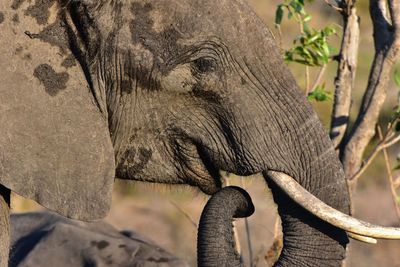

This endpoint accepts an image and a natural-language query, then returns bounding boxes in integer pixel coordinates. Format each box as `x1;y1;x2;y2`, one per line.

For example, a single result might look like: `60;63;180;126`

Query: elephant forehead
124;0;275;59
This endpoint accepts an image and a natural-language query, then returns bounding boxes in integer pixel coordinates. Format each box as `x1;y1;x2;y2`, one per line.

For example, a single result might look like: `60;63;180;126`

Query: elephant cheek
115;145;174;183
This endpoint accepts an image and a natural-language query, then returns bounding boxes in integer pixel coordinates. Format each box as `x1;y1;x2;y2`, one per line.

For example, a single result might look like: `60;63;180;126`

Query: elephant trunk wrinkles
197;186;254;267
263;125;350;266
235;57;351;266
268;181;349;267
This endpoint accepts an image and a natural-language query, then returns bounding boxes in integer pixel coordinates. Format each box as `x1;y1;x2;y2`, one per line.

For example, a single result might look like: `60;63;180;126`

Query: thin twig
382;134;400;149
324;0;344;12
169;200;198;229
310;64;327;93
349;122;400;182
240;178;254;267
274;25;283;51
378;126;400;222
394;177;400;189
305;66;310;95
244;219;253;267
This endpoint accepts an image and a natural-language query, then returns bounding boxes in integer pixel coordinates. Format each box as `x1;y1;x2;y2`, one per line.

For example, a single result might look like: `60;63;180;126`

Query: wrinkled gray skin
9;212;189;267
0;0;350;266
197;186;255;267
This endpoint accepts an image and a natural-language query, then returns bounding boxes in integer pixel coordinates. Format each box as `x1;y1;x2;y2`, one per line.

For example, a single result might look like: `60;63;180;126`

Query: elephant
1;0;400;266
9;212;189;267
9;186;252;267
197;186;254;267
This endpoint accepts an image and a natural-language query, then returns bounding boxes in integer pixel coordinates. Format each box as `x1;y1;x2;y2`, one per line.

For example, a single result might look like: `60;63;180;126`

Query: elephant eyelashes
192;57;218;73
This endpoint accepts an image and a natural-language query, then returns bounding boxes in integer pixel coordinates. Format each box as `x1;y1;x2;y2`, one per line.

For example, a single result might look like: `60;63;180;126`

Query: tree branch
310;64;327;93
388;0;400;31
349;122;400;183
341;0;400;179
330;5;360;148
324;0;344;12
378;126;400;222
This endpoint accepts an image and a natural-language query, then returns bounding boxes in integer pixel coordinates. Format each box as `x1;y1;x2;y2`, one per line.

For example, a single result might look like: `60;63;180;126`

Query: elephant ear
0;1;115;220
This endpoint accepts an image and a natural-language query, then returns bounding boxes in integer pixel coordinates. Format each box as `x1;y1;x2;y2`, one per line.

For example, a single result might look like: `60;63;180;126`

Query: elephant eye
192;57;217;73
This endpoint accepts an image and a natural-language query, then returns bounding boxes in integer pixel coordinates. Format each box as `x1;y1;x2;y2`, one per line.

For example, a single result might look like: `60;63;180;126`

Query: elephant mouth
186;144;223;195
171;138;222;195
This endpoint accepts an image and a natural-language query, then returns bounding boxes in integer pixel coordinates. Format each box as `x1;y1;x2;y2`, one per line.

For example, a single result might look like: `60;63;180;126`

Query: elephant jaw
265;170;400;243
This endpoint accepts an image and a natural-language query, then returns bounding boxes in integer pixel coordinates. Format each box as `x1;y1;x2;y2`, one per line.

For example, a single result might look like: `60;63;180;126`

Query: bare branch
378;126;400;222
341;0;400;178
394;177;400;188
305;66;310;95
378;0;391;22
169;201;198;229
330;6;360;148
349;124;399;182
389;0;400;30
310;64;327;93
349;117;400;182
324;0;344;12
239;179;254;267
382;134;400;148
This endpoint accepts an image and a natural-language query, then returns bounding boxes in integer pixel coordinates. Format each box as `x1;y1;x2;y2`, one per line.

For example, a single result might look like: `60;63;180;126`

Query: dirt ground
12;175;400;266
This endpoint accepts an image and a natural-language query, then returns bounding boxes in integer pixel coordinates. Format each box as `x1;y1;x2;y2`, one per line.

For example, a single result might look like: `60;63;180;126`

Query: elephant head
2;0;400;266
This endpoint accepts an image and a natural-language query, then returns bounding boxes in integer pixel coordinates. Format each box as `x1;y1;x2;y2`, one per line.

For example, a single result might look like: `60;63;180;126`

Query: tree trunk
0;185;10;267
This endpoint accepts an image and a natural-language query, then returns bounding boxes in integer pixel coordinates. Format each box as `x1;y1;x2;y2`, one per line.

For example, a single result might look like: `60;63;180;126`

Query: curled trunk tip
197;186;254;267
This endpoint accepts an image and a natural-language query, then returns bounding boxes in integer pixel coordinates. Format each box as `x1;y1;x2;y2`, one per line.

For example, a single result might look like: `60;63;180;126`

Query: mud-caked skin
0;0;350;266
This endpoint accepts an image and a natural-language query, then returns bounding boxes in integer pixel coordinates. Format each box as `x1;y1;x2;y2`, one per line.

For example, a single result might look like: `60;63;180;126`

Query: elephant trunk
261;126;351;266
197;186;254;267
235;61;351;265
267;178;349;267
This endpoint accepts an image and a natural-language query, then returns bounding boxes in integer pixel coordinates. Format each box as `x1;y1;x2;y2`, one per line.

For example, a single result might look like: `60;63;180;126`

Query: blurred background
11;1;400;266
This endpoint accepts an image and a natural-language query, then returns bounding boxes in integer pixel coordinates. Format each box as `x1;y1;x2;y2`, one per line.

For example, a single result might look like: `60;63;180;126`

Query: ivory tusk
348;233;377;244
266;170;400;240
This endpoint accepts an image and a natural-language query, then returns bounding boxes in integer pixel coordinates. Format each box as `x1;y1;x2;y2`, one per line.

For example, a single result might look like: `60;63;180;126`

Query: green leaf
307;84;332;102
394;69;400;87
289;1;302;13
303;14;312;22
395;121;400;132
323;26;336;36
288;10;293;19
322;42;330;56
275;5;285;25
328;44;336;54
306;34;319;44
